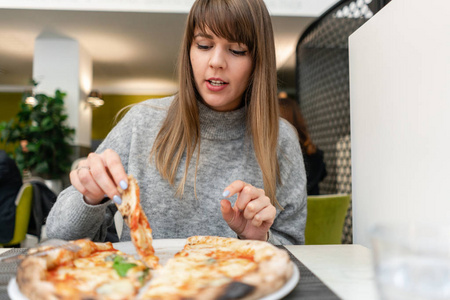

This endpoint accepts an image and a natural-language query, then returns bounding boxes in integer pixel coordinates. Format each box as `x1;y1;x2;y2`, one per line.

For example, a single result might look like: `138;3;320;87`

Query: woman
0;150;23;244
278;94;327;195
46;0;307;245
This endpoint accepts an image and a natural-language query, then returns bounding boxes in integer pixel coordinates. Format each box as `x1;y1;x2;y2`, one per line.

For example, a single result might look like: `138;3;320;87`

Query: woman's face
190;28;253;112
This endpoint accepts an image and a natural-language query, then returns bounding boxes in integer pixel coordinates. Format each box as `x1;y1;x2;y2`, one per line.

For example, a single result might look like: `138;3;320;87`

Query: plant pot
44;179;63;195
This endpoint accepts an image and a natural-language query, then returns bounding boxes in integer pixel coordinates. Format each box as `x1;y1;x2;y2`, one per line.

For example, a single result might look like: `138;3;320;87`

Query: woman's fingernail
113;195;122;205
120;180;128;190
222;190;230;198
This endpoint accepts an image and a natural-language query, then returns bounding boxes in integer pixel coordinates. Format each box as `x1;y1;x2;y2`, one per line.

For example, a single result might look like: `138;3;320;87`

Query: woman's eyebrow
193;32;214;39
193;32;244;46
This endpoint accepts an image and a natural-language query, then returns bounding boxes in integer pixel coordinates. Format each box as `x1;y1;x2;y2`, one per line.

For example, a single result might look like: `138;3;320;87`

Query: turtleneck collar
198;100;247;140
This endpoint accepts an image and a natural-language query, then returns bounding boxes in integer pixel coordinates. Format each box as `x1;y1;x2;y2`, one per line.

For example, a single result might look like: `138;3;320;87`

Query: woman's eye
196;43;210;50
230;49;247;56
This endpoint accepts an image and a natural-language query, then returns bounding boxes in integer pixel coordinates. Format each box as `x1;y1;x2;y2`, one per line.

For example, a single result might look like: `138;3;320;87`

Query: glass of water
370;223;450;300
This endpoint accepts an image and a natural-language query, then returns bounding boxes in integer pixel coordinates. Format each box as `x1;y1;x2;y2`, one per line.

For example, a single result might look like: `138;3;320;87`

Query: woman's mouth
206;79;228;92
208;79;227;86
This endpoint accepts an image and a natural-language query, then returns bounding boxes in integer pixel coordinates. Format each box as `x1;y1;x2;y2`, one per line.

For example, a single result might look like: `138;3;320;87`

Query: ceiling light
87;90;104;108
25;96;38;106
24;89;37;106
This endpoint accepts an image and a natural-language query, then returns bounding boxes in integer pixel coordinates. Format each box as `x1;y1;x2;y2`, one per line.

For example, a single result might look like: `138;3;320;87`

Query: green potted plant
0;89;75;193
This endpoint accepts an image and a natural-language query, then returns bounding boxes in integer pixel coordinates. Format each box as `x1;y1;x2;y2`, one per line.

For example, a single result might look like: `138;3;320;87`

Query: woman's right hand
70;149;128;205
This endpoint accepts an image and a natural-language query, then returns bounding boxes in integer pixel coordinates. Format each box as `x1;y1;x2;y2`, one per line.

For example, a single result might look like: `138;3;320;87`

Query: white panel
349;0;450;248
33;35;93;147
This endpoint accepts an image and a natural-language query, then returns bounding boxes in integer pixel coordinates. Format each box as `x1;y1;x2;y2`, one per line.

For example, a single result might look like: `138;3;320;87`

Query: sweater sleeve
267;120;308;245
46;106;139;242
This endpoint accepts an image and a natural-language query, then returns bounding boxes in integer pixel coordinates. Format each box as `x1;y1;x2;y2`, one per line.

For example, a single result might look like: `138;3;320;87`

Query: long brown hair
278;95;317;155
151;0;281;208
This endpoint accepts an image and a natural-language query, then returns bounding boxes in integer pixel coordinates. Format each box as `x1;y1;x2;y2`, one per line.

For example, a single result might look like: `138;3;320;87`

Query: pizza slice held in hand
117;175;159;270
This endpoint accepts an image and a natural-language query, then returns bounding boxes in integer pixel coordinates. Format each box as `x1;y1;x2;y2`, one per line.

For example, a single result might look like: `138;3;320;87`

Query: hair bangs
191;0;255;52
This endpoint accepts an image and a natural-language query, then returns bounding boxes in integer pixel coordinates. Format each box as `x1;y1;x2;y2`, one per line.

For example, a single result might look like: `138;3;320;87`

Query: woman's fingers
102;149;128;190
249;205;276;227
71;161;104;204
69;149;127;205
223;180;246;198
220;199;237;224
222;180;275;229
87;152;121;201
223;180;265;211
241;195;271;220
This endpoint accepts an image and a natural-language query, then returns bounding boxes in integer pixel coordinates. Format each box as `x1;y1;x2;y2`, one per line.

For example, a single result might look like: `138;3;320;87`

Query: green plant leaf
30;125;40;133
34;161;49;175
41;117;53;130
26;142;40;152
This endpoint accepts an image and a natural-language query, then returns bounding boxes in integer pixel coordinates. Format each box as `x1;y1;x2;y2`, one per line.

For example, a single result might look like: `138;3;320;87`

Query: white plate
8;277;27;300
261;262;300;300
9;240;300;300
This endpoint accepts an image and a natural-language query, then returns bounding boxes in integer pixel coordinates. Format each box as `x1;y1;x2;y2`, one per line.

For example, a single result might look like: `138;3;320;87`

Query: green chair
0;183;33;247
305;194;350;245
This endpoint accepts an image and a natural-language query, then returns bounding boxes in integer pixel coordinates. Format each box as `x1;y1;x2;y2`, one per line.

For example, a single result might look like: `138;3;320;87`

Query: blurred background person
0;150;23;244
278;92;327;195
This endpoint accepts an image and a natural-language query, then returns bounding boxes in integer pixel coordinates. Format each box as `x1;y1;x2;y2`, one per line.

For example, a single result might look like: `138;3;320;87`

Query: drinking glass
370;223;450;300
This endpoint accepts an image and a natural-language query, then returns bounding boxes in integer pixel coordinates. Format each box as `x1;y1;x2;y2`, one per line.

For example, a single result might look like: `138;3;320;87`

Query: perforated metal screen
295;0;390;243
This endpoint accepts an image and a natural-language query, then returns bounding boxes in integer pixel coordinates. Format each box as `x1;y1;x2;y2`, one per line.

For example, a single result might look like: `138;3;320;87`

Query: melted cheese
96;280;136;299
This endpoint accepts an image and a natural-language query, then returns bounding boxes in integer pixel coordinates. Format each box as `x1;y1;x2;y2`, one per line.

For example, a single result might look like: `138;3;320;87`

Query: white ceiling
0;1;338;95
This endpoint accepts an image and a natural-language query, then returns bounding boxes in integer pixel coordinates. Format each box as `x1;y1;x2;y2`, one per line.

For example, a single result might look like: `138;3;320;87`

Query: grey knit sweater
46;96;307;245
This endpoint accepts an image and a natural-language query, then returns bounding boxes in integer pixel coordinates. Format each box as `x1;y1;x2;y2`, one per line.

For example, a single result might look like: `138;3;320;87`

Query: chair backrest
5;183;33;246
305;194;350;245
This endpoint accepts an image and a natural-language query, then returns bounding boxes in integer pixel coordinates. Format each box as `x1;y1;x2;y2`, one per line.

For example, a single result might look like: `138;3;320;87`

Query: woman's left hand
220;180;276;241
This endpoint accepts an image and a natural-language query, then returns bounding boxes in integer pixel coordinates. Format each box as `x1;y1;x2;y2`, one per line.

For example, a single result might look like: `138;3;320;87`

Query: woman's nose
209;48;227;69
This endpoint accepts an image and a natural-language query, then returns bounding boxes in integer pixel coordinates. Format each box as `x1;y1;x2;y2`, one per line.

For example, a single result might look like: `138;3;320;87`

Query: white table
285;244;379;300
1;242;379;300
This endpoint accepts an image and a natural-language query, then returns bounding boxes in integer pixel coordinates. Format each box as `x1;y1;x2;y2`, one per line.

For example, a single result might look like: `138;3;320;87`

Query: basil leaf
113;255;125;263
138;268;150;285
112;255;137;277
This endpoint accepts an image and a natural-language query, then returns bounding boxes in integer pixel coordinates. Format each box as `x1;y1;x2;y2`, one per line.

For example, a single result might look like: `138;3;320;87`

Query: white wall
33;34;92;147
349;0;450;248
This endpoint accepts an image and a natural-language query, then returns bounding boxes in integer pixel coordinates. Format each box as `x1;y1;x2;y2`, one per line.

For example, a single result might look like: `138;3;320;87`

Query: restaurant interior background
2;2;450;299
0;0;416;248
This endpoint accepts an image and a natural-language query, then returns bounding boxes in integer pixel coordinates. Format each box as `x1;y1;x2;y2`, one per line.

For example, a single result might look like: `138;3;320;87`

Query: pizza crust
17;256;57;300
17;240;94;300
